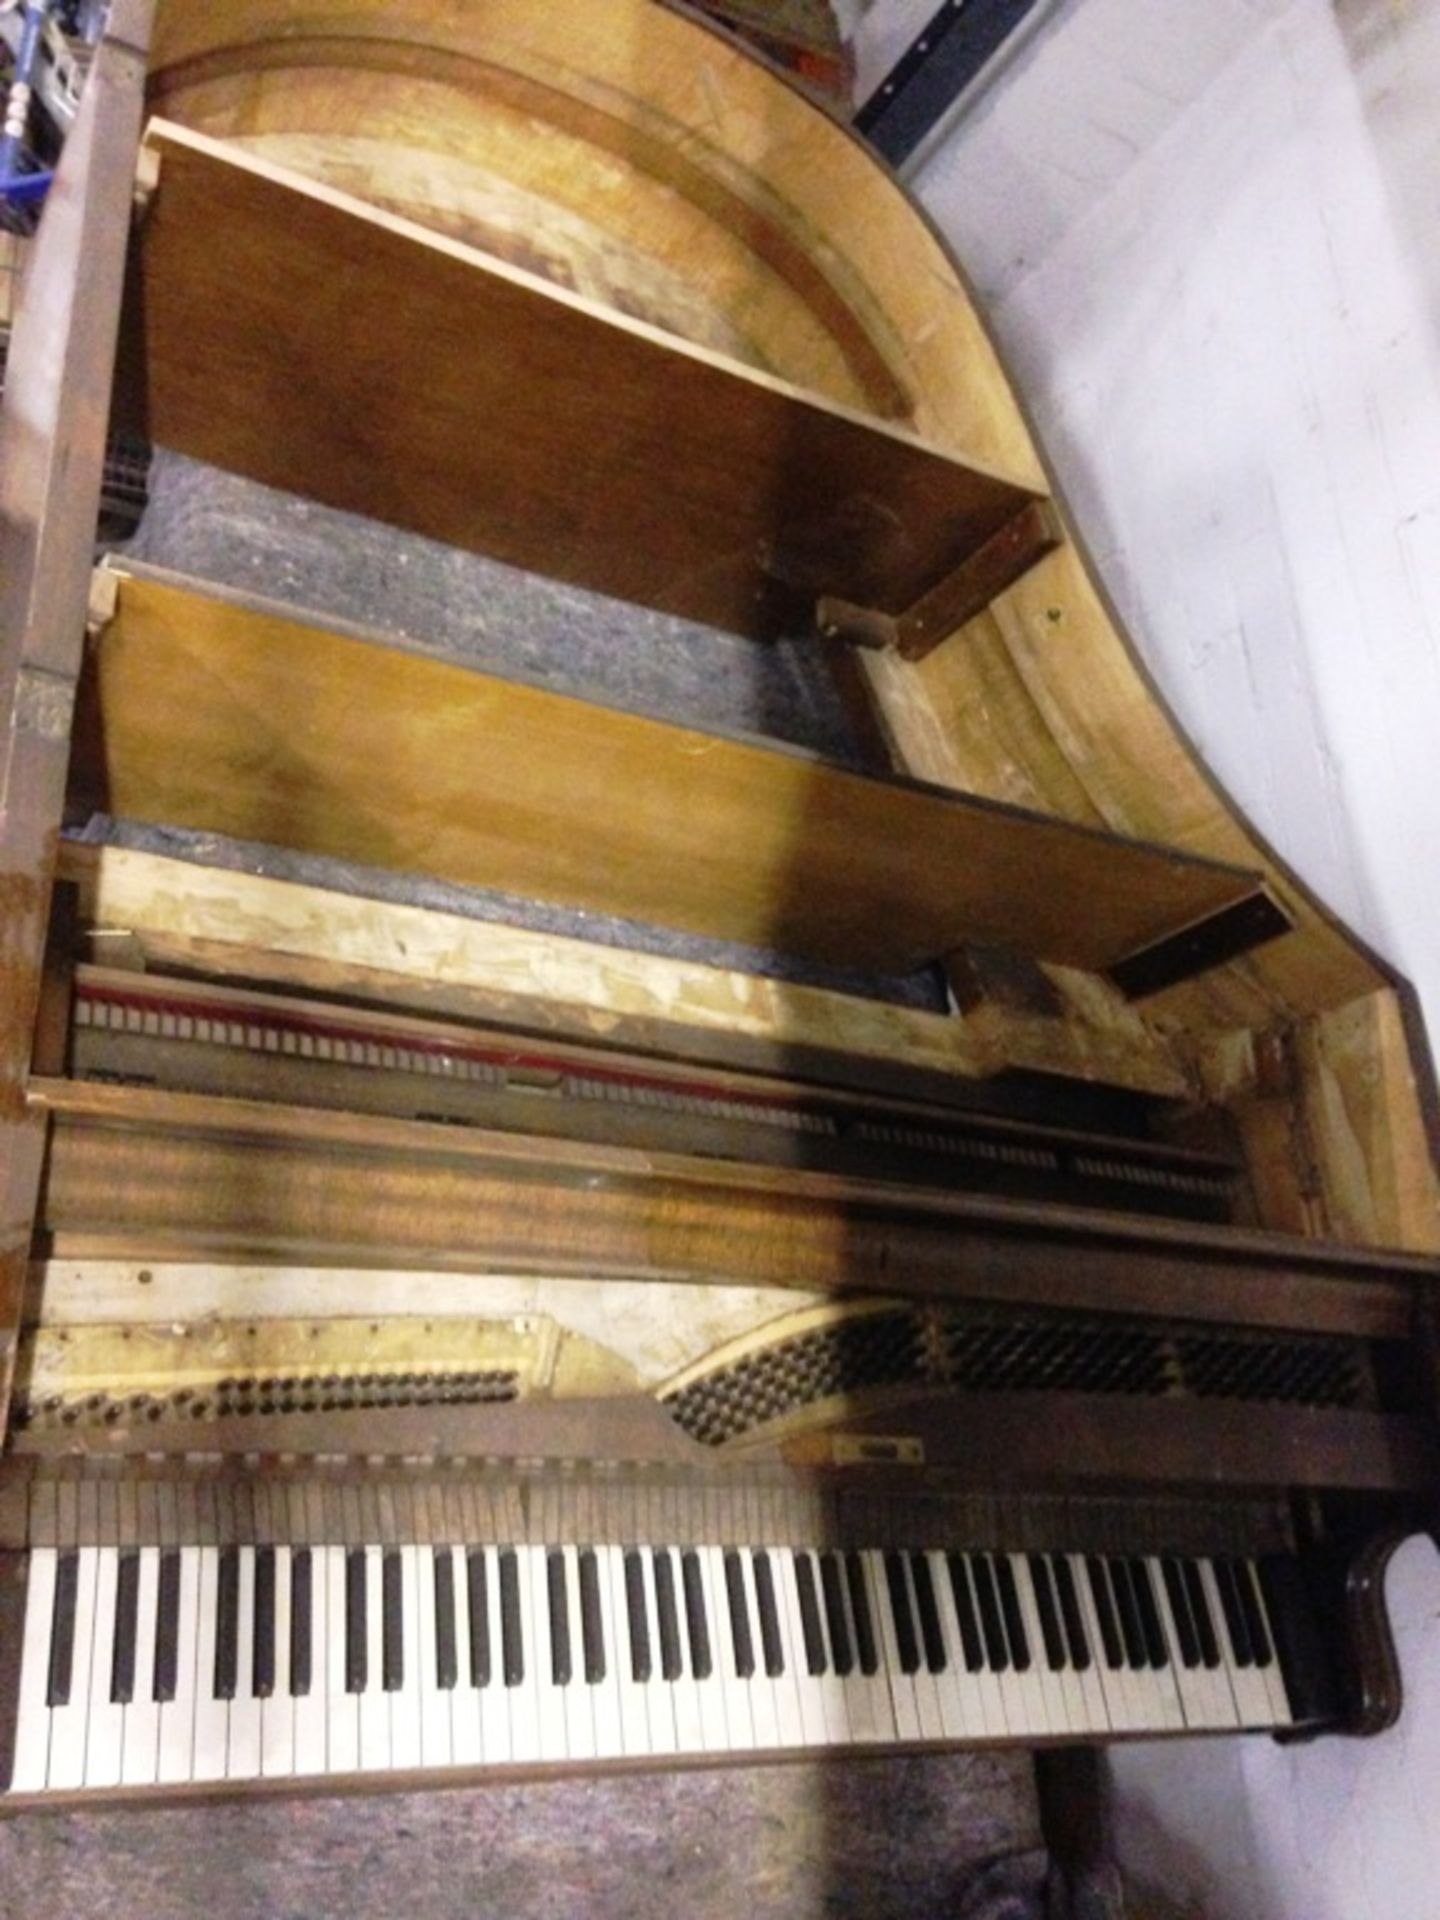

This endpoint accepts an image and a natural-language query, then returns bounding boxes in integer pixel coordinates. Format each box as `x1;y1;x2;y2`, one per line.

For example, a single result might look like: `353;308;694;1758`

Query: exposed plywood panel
130;120;1040;641
74;568;1280;978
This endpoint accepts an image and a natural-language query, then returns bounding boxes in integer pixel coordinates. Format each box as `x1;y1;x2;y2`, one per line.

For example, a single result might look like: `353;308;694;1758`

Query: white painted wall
892;0;1440;1042
846;1;1440;1913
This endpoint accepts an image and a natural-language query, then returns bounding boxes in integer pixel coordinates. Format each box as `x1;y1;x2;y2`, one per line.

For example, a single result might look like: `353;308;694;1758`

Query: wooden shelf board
127;118;1042;642
71;567;1284;980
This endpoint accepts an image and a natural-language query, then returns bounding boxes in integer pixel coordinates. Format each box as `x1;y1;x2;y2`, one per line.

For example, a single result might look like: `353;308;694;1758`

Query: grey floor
0;1753;1047;1920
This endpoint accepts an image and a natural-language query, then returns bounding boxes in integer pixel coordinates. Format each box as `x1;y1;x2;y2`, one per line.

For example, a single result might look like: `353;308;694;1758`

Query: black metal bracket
854;0;1048;167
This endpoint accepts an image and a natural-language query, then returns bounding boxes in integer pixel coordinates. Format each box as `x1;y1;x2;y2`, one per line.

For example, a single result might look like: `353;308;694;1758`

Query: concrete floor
0;1752;1048;1920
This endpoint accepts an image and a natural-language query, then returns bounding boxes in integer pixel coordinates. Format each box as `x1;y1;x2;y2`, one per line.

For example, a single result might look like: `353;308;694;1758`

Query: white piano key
324;1546;360;1776
358;1548;389;1772
776;1550;829;1750
841;1552;896;1746
638;1547;679;1757
260;1546;295;1779
925;1551;979;1744
1062;1556;1113;1737
48;1548;99;1792
735;1550;783;1753
999;1555;1052;1740
482;1548;518;1766
10;1547;56;1793
1202;1560;1269;1728
527;1547;568;1762
1151;1556;1224;1733
1136;1561;1187;1735
227;1548;262;1779
1011;1556;1066;1737
157;1547;202;1786
657;1549;705;1756
560;1545;596;1763
1040;1559;1092;1737
687;1549;730;1755
755;1549;805;1750
864;1549;921;1745
901;1557;945;1744
120;1547;161;1787
191;1548;228;1785
389;1546;423;1771
585;1549;625;1761
83;1548;124;1789
704;1546;753;1753
953;1556;1010;1739
416;1547;452;1771
1244;1561;1294;1728
447;1547;483;1769
292;1552;327;1777
606;1548;653;1759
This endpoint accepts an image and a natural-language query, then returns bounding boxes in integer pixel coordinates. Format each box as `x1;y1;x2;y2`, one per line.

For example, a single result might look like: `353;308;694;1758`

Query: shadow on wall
1334;0;1440;364
1107;1533;1440;1920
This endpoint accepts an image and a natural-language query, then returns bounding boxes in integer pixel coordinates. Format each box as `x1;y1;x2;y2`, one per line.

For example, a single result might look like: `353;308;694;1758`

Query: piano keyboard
7;1540;1305;1796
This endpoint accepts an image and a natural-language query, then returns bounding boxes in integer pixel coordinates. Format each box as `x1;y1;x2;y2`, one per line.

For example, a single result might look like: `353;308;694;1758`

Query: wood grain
132;120;1041;641
75;567;1279;979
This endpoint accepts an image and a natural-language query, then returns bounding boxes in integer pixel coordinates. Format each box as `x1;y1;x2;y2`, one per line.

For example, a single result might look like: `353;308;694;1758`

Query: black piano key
579;1549;606;1685
154;1549;182;1704
290;1549;313;1698
1214;1557;1255;1667
1027;1553;1066;1672
1256;1555;1340;1724
1049;1556;1090;1673
216;1546;242;1701
1234;1560;1274;1669
1161;1558;1201;1670
547;1549;572;1688
946;1554;985;1673
382;1548;404;1693
819;1553;854;1678
344;1548;366;1695
499;1549;524;1688
253;1546;277;1700
681;1550;713;1681
46;1551;80;1708
1084;1556;1124;1671
909;1553;947;1675
433;1549;457;1691
753;1551;785;1679
970;1554;1010;1673
1128;1558;1169;1671
623;1549;652;1683
795;1552;828;1676
882;1550;921;1676
653;1550;683;1683
466;1549;492;1688
723;1550;755;1679
111;1550;141;1705
1106;1556;1148;1672
1181;1559;1221;1669
992;1557;1031;1672
844;1551;878;1678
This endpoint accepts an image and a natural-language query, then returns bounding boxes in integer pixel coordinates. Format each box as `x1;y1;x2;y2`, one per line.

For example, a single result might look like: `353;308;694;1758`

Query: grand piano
0;0;1436;1806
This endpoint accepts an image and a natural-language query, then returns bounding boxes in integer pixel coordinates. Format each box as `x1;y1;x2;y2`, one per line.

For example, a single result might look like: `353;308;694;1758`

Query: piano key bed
5;1517;1325;1803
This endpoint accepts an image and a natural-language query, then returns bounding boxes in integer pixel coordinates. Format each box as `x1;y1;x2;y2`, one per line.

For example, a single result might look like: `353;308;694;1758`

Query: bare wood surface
32;1080;1427;1338
132;120;1042;641
60;840;1194;1100
817;502;1064;662
76;566;1279;979
0;1;154;1434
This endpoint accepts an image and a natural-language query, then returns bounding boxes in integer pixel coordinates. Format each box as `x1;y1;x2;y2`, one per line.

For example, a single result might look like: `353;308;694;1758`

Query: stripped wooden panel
132;119;1041;641
73;568;1280;979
